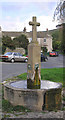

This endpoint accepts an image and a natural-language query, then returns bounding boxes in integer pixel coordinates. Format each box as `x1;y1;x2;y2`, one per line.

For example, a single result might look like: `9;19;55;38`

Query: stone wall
5;47;25;55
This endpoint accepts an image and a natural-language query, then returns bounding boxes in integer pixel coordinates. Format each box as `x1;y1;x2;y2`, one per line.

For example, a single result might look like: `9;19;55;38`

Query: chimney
46;28;48;32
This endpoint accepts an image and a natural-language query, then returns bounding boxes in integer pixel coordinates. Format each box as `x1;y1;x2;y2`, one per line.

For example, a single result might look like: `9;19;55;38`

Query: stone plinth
27;16;41;89
27;42;41;89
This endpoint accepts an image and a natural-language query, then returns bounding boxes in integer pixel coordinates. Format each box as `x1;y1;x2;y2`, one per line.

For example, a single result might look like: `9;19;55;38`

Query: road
1;54;65;81
41;54;64;68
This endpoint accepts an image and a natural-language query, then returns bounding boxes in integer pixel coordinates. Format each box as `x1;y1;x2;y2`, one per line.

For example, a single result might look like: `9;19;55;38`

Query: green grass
63;96;65;101
18;68;64;85
41;68;64;84
0;59;2;62
2;99;31;113
18;72;27;80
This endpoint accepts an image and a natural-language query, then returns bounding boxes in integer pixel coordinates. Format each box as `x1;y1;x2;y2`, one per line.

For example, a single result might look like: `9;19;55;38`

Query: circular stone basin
4;80;62;111
10;80;62;90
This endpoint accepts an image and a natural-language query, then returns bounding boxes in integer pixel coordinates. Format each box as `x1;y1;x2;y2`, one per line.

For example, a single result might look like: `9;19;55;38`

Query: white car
1;52;28;63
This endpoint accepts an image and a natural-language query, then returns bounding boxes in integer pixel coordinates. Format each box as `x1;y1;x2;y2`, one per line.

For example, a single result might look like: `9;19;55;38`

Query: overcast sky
0;0;60;32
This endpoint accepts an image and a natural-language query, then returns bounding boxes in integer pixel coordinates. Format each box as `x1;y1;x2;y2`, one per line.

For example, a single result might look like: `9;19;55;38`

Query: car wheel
47;57;48;60
43;58;46;62
2;60;5;62
25;59;28;62
11;59;15;63
45;58;48;62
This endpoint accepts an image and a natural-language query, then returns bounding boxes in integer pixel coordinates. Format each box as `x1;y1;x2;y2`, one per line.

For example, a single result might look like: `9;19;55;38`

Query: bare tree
53;1;65;54
53;1;65;24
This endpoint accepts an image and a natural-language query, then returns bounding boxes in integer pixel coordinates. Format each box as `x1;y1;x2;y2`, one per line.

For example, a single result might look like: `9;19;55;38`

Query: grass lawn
2;98;31;113
18;67;65;86
0;59;2;62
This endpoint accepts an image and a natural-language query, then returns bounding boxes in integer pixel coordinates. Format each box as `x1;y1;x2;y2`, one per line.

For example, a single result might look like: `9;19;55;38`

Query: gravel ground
2;111;64;119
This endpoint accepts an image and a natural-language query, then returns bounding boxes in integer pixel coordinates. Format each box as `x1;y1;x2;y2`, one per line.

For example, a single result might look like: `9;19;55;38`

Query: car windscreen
4;52;12;55
18;53;23;56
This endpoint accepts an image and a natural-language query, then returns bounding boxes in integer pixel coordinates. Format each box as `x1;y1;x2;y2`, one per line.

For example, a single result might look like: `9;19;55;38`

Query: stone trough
4;80;62;111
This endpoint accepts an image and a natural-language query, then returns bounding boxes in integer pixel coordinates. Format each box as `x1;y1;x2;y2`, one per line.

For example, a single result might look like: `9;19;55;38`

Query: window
13;53;19;56
18;53;22;56
44;38;46;43
30;38;32;42
4;52;12;55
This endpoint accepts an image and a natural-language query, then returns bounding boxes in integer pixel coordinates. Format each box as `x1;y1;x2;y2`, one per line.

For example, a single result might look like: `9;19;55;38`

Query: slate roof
2;31;50;38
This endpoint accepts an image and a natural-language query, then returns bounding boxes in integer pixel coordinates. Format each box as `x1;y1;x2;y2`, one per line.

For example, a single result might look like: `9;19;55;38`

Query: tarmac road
41;54;64;68
1;54;65;81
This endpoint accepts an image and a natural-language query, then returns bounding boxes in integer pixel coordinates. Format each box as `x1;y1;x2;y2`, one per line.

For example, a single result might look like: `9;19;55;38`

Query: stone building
0;27;52;52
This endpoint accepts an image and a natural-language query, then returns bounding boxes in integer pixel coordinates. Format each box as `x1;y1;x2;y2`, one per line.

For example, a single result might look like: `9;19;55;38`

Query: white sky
0;0;61;32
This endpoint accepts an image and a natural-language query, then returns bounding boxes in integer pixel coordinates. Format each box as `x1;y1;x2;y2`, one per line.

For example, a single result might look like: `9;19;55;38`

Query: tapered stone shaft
27;16;41;89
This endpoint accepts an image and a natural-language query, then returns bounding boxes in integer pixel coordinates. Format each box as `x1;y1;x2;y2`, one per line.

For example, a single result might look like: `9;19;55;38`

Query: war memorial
4;16;62;111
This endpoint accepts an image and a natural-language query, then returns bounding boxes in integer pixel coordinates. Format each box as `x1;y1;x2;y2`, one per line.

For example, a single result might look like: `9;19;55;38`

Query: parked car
1;52;28;63
49;51;59;57
25;53;48;62
41;53;48;62
55;51;59;56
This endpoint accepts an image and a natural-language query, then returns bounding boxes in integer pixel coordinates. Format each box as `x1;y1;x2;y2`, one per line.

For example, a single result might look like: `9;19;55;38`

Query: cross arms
29;21;40;26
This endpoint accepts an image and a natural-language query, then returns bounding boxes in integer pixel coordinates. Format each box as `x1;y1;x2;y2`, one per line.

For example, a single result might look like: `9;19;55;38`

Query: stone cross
27;16;41;89
29;16;40;42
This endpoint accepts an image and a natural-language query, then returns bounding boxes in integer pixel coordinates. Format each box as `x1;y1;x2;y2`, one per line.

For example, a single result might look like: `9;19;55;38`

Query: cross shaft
29;16;40;42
